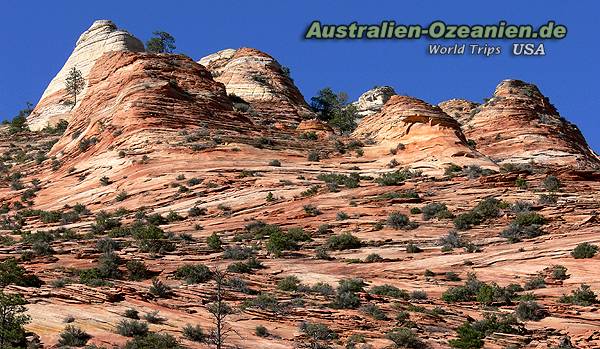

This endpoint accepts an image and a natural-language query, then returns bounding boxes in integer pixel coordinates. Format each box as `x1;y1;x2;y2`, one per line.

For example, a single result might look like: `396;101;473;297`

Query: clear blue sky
1;0;598;151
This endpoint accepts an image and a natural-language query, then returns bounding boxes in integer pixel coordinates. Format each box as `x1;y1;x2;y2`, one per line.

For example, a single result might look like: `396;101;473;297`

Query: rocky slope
353;95;496;173
27;20;144;131
438;98;480;125
463;79;600;168
198;48;314;128
1;23;599;349
352;86;396;118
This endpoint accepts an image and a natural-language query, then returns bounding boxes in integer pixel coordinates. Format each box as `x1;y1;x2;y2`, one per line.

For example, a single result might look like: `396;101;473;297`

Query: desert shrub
303;204;321;216
365;253;383;263
422;203;453;220
266;228;311;257
300;321;338;341
444;163;463;176
369;284;409;300
376;190;419;200
515;301;547;321
243;293;284;313
360;303;387;320
543;175;561;192
453;197;502;230
336;211;349;221
327;233;361;250
387;212;418;230
338;278;366;293
560;284;598;306
463;165;495;179
376;169;420;186
142;311;164;324
311;282;335;296
500;212;546;242
99;176;111;186
571;242;598;259
206;233;222;251
227;257;264;274
317;173;360;189
277;275;301;292
0;258;42;287
96;237;120;253
551;265;569;280
386;328;425;348
511;201;532;213
97;252;122;279
449;314;522;349
124;309;140;319
307;151;320;162
148;279;172;298
439;231;467;249
133;224;175;254
410;290;428;300
405;242;423;253
123;332;182;349
223;246;255;260
126;260;150;281
58;325;91;347
182;324;205;342
523;276;546;290
174;264;212;284
116;319;148;337
301;185;320;197
445;272;461;281
538;194;558;205
515;177;528;189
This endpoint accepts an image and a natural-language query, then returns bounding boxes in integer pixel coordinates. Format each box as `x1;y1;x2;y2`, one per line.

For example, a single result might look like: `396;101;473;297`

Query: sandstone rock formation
464;79;600;168
198;48;314;127
49;51;247;159
352;86;396;118
438;98;480;125
296;119;334;138
354;95;496;172
27;20;144;131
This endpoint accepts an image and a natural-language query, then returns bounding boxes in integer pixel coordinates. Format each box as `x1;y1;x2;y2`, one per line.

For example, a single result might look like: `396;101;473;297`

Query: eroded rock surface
464;79;600;168
438;98;480;125
27;20;144;131
354;95;496;173
352;86;396;118
198;48;314;128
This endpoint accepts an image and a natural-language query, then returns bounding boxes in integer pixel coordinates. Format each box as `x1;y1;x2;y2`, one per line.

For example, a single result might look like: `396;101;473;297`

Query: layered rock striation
354;95;496;172
198;48;314;127
464;79;600;168
438;98;480;126
27;20;145;131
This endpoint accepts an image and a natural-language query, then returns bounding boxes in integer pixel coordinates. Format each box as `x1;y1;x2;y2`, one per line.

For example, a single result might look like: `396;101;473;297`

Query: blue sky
1;0;598;151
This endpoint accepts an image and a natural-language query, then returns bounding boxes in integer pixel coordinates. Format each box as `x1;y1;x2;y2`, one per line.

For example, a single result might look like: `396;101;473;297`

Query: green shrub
387;212;418;230
422;203;453;220
515;301;547;321
369;284;409;299
126;260;150;281
386;328;425;348
307;151;320;162
571;242;598;259
207;233;222;251
311;282;334;296
255;325;269;337
123;332;182;349
317;173;360;189
303;204;321;216
376;169;420;186
523;276;546;290
453;197;502;230
365;253;383;263
223;246;255;260
406;243;423;253
551;265;569;280
560;284;598;306
174;264;212;284
182;324;205;342
299;321;338;341
327;233;361;250
542;175;561;191
116;319;148;337
360;303;387;320
124;308;139;319
277;275;301;292
148;279;172;299
501;212;547;242
58;325;91;347
0;258;42;287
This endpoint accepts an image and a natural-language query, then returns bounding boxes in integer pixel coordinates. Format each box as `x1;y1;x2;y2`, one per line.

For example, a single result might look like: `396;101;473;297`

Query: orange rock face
50;51;249;160
199;48;314;128
464;79;600;168
354;95;496;173
296;119;334;138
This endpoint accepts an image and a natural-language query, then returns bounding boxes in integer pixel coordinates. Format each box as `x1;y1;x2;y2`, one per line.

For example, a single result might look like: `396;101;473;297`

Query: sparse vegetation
571;242;598;259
